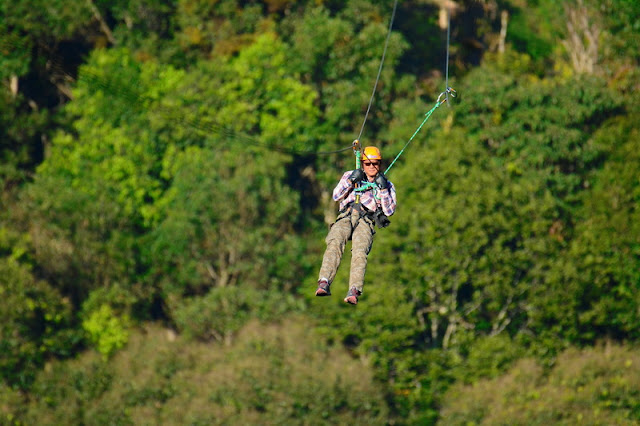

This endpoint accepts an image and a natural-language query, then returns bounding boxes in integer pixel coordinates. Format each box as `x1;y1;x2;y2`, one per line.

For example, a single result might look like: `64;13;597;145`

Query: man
315;146;397;305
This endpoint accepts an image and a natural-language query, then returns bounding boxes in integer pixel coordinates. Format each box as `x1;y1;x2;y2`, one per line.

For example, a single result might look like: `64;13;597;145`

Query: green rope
384;100;443;175
355;181;376;192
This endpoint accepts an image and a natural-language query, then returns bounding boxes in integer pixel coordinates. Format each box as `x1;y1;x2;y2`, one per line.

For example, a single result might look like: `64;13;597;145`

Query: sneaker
315;279;331;296
343;286;362;305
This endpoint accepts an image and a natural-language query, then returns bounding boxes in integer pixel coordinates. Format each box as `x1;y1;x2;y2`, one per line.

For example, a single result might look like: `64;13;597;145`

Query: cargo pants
318;209;376;293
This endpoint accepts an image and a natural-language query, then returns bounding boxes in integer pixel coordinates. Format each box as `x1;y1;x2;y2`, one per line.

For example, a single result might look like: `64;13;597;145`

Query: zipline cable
379;5;456;177
445;6;452;104
352;0;398;205
356;0;399;143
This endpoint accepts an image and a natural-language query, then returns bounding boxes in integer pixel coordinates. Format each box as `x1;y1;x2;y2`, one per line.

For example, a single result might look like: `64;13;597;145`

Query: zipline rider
315;146;397;305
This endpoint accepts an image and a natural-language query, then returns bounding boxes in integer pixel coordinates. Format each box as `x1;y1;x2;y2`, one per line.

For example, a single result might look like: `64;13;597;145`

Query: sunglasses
363;161;380;167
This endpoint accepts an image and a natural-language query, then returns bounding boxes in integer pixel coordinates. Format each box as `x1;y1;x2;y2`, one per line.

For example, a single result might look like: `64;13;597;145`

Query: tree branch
87;0;116;45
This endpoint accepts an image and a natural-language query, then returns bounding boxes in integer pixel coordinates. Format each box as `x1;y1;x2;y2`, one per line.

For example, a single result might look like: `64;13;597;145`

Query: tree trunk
499;10;508;54
10;75;18;97
562;0;600;74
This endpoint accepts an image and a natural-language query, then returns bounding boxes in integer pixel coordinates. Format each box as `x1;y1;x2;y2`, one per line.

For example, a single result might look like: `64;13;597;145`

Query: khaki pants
318;211;376;293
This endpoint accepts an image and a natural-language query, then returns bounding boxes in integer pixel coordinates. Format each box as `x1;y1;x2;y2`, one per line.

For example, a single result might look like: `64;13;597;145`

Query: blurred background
1;0;639;424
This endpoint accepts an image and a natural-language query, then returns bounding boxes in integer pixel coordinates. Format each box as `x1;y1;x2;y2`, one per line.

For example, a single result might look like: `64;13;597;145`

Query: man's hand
375;172;390;189
349;169;365;184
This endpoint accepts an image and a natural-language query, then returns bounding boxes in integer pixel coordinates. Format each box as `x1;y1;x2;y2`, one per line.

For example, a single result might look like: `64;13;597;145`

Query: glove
349;169;365;184
374;209;391;228
375;172;390;189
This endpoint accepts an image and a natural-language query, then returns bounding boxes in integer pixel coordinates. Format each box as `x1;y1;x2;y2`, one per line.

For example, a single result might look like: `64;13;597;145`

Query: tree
0;258;79;388
532;115;640;345
149;144;305;297
23;49;165;307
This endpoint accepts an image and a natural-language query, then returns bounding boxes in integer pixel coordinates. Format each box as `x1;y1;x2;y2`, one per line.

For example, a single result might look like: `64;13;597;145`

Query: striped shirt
333;170;397;216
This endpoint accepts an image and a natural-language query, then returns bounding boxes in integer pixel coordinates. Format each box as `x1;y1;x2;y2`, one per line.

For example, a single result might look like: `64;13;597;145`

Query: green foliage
359;120;553;419
381;123;554;346
345;65;630;418
282;6;352;79
0;258;79;388
0;0;95;178
282;2;413;188
142;33;322;294
0;0;92;40
149;144;307;297
20;319;390;425
0;382;26;425
0;85;49;181
209;32;321;148
46;49;170;226
0;24;31;80
531;116;640;345
82;305;130;359
598;0;640;62
2;0;640;422
458;69;620;181
454;334;526;384
439;344;640;425
483;48;536;78
22;49;166;303
26;357;115;425
23;170;140;305
81;286;135;358
174;286;259;344
507;3;556;62
172;0;268;61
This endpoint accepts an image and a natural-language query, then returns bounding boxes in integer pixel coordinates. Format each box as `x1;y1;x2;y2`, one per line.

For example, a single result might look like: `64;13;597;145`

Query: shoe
343;286;362;305
315;279;331;296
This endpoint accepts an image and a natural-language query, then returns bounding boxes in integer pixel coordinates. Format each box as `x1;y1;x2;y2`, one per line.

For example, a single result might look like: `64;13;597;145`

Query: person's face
362;159;380;179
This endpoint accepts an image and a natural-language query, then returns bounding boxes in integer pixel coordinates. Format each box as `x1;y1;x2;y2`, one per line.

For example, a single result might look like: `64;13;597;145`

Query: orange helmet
362;146;382;161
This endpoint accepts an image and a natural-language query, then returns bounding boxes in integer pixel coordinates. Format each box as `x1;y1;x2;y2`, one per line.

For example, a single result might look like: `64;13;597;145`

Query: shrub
0;258;79;388
82;304;131;359
21;317;390;425
81;285;135;358
172;285;302;345
438;343;640;425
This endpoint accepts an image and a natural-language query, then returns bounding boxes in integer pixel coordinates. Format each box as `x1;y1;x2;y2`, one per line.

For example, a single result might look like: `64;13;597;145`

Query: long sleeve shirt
332;170;397;217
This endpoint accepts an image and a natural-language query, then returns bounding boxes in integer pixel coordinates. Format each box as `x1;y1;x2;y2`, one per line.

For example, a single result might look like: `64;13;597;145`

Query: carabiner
437;86;457;104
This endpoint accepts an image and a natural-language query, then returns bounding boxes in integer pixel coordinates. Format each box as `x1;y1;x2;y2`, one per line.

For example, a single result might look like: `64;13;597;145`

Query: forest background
1;0;639;424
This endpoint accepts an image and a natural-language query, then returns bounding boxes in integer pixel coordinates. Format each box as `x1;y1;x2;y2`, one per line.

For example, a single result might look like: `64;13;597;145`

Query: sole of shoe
344;296;358;305
315;288;331;296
